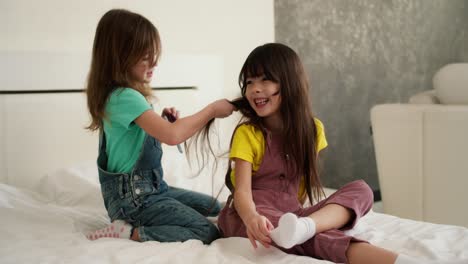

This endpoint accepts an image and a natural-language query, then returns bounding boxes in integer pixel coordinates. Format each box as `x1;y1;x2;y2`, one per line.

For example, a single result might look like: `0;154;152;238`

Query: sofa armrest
409;90;440;104
371;104;429;221
371;104;468;226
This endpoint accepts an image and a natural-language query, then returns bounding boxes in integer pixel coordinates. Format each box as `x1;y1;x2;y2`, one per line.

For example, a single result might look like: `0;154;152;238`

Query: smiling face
245;75;282;125
130;54;156;84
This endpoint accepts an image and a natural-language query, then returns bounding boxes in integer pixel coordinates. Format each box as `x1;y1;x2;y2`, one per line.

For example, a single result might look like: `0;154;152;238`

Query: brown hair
86;9;161;131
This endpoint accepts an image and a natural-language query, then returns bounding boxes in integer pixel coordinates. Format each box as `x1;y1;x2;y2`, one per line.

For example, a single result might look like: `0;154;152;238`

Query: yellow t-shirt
229;119;328;199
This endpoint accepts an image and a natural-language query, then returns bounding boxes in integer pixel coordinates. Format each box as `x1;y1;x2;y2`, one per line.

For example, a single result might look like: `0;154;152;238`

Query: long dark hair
86;9;161;131
192;43;325;205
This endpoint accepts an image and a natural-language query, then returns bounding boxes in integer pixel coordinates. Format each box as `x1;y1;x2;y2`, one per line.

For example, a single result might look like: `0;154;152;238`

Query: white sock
86;220;133;240
395;254;468;264
270;213;316;249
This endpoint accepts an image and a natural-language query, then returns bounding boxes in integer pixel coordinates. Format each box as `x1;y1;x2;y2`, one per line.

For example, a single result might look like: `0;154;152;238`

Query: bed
1;155;468;264
1;52;468;263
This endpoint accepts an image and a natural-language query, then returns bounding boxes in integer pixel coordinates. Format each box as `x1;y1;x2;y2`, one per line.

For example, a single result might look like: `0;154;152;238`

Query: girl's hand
210;99;236;118
244;213;275;249
161;107;180;121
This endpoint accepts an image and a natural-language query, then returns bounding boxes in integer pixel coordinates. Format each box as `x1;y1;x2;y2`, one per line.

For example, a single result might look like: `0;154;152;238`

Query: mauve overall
97;131;220;243
218;131;373;263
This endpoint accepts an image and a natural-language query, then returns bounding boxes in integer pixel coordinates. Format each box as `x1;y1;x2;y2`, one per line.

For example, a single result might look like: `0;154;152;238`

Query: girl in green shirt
85;9;235;244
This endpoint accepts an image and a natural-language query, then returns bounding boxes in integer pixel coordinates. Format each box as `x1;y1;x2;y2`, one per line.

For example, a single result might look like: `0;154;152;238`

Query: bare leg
347;242;398;264
315;205;398;264
308;203;353;233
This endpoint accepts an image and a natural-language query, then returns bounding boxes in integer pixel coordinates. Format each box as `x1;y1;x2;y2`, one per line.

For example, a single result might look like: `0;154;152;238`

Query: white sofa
371;63;468;227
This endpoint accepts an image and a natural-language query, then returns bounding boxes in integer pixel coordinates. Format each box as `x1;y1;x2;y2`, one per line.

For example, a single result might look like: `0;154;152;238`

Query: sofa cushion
433;63;468;105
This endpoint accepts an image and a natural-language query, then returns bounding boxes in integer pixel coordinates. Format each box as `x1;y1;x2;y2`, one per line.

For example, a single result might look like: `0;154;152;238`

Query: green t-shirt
103;88;152;173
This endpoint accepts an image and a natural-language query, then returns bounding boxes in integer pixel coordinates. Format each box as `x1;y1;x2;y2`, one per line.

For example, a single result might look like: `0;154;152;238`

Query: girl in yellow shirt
215;43;445;264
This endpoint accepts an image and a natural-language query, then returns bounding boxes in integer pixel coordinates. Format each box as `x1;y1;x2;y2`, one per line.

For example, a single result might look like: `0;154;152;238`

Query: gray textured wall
275;0;468;190
463;18;468;61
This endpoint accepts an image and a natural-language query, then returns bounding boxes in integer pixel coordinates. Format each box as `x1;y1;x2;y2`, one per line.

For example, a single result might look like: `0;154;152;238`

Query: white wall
0;0;274;98
0;0;274;189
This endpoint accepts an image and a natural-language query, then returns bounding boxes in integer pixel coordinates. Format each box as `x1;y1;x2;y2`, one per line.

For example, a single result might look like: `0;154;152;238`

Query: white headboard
0;51;225;190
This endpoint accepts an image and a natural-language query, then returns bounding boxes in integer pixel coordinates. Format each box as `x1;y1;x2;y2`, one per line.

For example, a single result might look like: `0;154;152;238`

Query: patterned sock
86;220;133;240
270;213;316;249
395;254;468;264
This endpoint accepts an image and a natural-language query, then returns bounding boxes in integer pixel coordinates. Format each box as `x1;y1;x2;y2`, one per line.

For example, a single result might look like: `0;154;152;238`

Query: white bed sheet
1;159;468;264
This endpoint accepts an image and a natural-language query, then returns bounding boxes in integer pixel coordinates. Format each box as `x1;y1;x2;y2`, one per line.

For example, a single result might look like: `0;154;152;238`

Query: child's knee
340;180;374;208
353;180;374;208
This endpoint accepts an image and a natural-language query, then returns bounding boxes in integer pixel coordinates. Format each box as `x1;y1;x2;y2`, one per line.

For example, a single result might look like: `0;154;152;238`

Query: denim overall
218;130;373;263
97;130;221;243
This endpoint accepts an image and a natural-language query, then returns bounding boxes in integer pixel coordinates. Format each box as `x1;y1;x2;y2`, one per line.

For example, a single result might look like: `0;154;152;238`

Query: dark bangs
239;44;281;96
